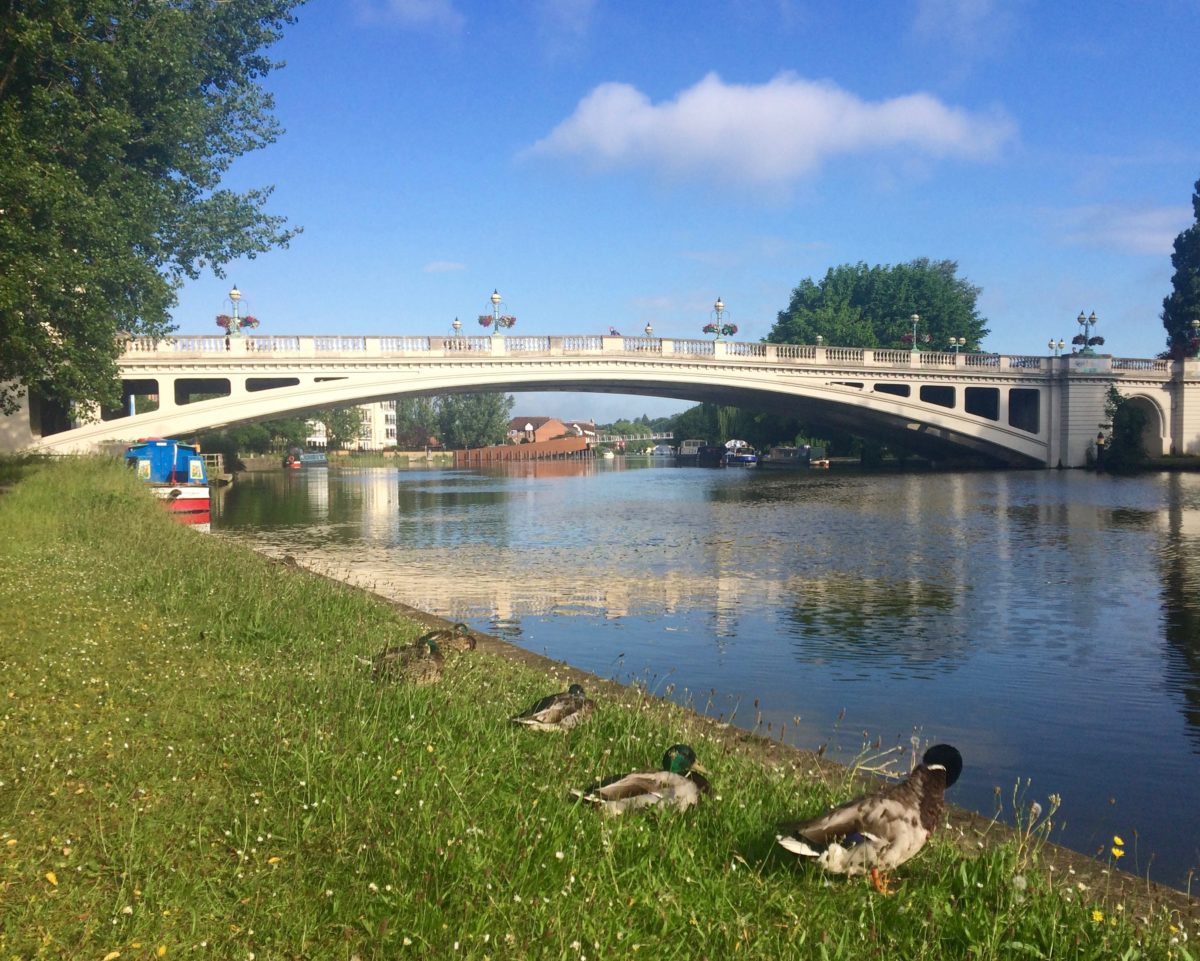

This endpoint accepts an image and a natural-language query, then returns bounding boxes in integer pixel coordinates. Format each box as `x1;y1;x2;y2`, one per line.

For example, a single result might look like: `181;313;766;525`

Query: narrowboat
283;447;329;469
759;445;830;470
124;438;211;531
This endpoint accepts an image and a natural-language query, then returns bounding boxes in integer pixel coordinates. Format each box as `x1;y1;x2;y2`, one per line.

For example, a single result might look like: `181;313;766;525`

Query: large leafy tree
0;0;303;415
394;397;439;448
317;407;364;452
769;259;989;350
1162;175;1200;357
436;393;513;450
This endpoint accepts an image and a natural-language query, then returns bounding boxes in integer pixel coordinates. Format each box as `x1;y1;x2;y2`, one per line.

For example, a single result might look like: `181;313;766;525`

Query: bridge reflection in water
214;460;1200;890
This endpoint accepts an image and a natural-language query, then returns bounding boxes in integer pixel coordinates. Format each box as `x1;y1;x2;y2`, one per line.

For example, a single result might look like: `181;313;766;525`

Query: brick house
507;417;598;445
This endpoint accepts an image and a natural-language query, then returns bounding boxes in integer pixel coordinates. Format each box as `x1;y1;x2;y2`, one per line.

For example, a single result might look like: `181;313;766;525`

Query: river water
213;460;1200;890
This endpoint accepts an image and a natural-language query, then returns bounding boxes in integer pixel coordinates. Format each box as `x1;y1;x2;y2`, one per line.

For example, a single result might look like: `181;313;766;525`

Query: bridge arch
4;332;1196;467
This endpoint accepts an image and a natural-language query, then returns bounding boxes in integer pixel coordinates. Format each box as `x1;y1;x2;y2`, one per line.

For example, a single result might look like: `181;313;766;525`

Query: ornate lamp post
1191;318;1200;357
909;313;920;352
229;285;242;334
451;316;462;336
479;289;516;334
948;336;966;353
703;297;737;340
1048;338;1065;357
644;321;654;337
815;334;823;347
216;284;259;338
1074;311;1101;355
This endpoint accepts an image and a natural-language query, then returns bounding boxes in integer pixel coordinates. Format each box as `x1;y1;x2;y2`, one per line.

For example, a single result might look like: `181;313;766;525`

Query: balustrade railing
116;333;1178;380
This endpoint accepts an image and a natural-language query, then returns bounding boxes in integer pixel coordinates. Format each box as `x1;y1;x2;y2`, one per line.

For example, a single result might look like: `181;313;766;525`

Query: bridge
3;331;1198;468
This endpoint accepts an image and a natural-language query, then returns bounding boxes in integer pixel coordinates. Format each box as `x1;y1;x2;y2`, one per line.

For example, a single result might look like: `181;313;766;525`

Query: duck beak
689;761;709;775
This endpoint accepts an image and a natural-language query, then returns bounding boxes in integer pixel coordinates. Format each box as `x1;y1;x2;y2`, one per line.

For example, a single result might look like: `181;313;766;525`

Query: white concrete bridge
4;332;1199;468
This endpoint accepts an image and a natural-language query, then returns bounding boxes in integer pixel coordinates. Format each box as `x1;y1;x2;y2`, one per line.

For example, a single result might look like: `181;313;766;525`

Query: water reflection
215;461;1200;889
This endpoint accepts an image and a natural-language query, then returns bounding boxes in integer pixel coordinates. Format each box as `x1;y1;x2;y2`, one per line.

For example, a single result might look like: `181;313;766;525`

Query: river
213;459;1200;891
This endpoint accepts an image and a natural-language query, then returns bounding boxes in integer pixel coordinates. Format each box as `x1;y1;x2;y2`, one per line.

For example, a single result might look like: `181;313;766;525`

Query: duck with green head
776;743;963;893
572;744;711;815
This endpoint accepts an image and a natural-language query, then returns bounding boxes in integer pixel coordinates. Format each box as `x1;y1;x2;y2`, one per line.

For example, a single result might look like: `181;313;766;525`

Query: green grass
1;458;1194;959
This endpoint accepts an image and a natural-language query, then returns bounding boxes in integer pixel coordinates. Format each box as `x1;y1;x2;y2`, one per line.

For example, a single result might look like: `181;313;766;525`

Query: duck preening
571;744;711;815
776;743;963;893
510;683;595;731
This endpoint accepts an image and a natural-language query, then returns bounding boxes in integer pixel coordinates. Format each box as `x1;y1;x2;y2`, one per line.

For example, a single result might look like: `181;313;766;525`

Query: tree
317;407;364;452
1162;175;1200;357
436;393;513;450
393;397;439;448
769;259;989;350
1101;386;1147;472
0;1;303;415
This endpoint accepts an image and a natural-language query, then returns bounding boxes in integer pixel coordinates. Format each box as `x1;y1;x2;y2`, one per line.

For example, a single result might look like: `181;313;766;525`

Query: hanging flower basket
216;314;260;332
479;314;517;331
703;322;737;338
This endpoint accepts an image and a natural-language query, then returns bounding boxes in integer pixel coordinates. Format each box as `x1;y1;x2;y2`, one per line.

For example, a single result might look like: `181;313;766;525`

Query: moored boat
125;438;211;531
283;448;329;469
675;438;706;466
724;439;758;466
759;444;829;470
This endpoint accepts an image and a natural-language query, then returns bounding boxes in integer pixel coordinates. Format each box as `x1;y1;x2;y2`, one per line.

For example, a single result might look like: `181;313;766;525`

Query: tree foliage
0;0;303;415
1162;175;1200;357
393;397;439;448
768;259;989;350
436;393;513;450
1101;386;1147;472
317;407;364;452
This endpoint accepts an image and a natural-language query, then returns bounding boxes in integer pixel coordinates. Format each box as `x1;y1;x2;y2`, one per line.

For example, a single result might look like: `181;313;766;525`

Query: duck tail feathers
776;834;822;858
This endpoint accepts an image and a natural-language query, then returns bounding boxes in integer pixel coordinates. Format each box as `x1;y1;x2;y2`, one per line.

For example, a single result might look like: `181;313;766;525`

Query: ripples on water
215;461;1200;889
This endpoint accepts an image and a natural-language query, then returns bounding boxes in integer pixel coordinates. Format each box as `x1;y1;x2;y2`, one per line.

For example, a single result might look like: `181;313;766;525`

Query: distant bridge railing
123;333;1062;373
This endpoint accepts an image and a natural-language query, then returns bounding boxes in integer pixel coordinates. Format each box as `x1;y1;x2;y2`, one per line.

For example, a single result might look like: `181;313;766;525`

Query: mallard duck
369;635;445;685
419;622;476;653
510;683;595;731
776;743;962;893
572;744;711;815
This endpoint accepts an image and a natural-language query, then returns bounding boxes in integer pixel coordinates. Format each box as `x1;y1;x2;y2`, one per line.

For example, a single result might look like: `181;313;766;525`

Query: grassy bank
1;459;1194;959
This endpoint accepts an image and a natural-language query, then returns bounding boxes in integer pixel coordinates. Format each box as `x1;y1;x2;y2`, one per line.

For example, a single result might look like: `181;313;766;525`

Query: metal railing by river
212;459;1200;890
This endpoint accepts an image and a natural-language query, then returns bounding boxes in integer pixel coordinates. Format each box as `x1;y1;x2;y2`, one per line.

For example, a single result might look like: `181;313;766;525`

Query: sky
172;0;1200;424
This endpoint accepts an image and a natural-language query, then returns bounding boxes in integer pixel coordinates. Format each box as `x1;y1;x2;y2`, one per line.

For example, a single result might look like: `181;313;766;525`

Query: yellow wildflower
102;953;121;961
1111;846;1125;859
1092;910;1104;923
1112;835;1124;846
45;871;58;886
157;945;167;957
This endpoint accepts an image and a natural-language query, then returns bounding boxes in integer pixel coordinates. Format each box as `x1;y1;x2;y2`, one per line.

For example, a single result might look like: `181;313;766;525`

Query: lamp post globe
909;313;920;351
644;321;653;337
228;285;242;336
1076;310;1099;355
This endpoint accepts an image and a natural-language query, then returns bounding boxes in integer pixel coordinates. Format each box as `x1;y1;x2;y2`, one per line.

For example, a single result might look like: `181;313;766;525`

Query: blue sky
173;0;1200;422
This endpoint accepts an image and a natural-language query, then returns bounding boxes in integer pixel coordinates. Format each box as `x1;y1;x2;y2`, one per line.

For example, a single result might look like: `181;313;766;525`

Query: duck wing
574;771;703;814
511;691;594;729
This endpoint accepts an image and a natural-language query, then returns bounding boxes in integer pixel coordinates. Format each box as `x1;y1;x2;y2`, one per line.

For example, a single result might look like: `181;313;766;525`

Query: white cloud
1054;204;1189;256
354;0;464;32
526;72;1015;187
422;260;466;273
